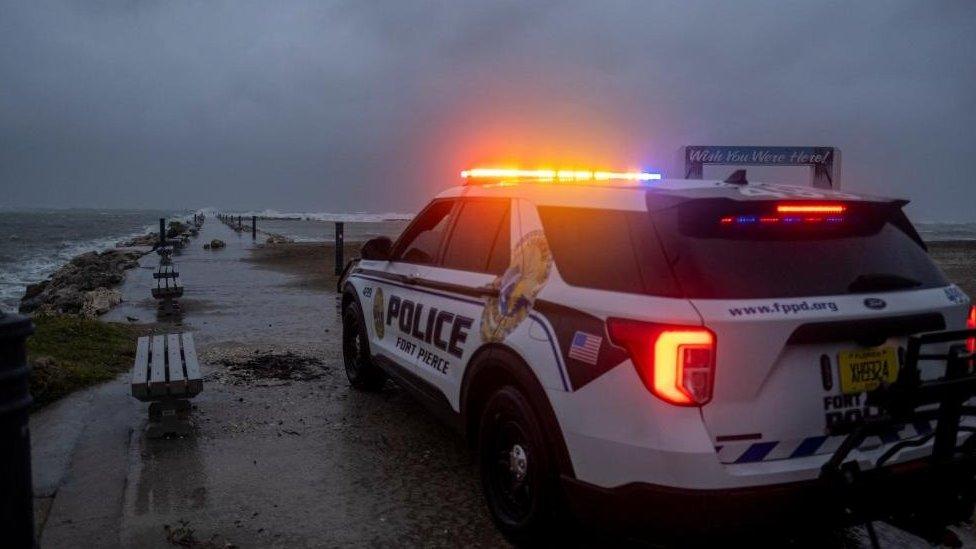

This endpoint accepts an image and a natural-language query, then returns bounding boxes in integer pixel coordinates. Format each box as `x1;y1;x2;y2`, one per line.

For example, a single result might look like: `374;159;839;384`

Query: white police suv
339;168;976;544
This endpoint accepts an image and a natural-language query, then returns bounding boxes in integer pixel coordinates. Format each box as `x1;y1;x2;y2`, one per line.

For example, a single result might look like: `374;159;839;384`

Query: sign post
681;146;840;189
334;222;344;276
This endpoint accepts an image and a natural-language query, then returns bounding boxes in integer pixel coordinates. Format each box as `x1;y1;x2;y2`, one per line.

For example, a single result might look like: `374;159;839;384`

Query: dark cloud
1;0;974;220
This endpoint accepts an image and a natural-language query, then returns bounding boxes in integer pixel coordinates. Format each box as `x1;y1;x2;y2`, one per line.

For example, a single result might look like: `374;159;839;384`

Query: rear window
537;206;680;296
652;199;948;299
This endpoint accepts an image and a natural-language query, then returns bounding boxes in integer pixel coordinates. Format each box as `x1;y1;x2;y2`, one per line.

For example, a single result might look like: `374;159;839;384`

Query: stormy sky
1;1;974;220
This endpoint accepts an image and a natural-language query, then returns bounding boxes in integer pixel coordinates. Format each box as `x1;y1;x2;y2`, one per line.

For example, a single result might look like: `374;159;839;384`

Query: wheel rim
489;418;535;521
342;312;364;378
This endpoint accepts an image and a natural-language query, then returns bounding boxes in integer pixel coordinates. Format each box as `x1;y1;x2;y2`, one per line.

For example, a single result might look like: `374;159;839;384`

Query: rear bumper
561;457;976;542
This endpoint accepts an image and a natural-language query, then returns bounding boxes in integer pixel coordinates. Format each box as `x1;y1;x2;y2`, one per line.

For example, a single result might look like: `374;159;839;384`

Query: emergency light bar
460;168;662;183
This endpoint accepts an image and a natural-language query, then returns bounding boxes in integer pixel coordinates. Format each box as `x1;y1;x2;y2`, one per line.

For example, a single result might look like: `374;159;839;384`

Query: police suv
339;169;976;543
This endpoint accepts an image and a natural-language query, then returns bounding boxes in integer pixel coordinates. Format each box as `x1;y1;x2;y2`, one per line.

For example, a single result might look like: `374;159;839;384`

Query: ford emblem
863;298;887;310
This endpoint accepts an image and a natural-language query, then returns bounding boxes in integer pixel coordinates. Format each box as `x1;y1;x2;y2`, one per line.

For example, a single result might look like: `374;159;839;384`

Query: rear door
650;197;971;464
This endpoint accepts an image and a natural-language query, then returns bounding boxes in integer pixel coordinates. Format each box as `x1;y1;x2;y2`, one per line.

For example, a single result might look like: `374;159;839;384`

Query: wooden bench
152;269;179;279
131;333;203;437
151;277;183;299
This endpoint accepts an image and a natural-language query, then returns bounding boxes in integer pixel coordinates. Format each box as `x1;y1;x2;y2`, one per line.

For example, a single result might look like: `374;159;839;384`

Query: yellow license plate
838;346;899;394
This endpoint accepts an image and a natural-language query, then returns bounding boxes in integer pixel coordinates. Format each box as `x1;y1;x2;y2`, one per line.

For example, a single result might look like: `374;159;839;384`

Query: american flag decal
568;331;602;365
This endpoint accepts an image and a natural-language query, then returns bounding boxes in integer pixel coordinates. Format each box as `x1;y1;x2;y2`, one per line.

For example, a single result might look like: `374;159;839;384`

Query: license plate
838;346;899;394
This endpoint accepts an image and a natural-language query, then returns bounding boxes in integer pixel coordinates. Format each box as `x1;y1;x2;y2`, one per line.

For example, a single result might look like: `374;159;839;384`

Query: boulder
23;280;48;300
116;233;159;248
81;288;122;319
166;221;188;238
265;234;293;244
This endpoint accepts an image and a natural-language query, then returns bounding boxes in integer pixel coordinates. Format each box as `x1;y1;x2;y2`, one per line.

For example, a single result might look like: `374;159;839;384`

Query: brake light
967;305;975;353
607;319;716;406
776;203;847;214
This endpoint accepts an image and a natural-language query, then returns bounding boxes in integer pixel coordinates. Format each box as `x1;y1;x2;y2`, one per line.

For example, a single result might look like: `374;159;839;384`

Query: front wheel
342;301;386;391
478;386;558;544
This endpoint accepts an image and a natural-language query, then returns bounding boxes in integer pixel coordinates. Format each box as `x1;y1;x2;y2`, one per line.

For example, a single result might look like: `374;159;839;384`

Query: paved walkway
30;217;504;548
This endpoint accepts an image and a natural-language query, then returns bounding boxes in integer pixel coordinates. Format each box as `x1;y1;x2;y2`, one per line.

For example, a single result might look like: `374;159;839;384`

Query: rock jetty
19;249;146;317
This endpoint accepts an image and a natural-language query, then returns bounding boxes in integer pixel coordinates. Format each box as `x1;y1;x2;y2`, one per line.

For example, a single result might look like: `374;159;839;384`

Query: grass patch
27;315;146;409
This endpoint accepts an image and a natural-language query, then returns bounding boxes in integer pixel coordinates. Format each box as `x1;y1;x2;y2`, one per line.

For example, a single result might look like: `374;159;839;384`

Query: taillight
607;319;716;406
967;305;975;353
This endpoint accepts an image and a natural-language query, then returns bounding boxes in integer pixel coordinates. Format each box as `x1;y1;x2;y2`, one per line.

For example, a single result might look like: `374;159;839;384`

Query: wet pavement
31;217;505;548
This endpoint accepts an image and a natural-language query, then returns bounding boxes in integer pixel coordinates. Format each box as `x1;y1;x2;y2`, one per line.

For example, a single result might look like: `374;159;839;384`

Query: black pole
334;222;344;275
159;218;166;246
0;311;36;548
252;216;257;240
238;216;242;231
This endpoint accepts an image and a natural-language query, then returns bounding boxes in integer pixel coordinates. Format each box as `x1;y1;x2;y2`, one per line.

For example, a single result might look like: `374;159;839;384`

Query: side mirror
361;237;393;261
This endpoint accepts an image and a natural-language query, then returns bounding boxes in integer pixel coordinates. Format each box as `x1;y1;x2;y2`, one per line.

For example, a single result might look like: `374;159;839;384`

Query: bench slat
149;335;168;396
182;333;203;395
131;336;151;398
167;333;186;395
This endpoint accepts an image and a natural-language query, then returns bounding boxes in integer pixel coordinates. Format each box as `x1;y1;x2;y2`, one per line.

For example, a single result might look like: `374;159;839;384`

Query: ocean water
227;209;414;223
0;208;177;312
915;222;976;242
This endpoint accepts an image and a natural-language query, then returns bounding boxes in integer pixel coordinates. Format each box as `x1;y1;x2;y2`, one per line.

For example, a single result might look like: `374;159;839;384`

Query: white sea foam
213;208;414;222
0;223;159;311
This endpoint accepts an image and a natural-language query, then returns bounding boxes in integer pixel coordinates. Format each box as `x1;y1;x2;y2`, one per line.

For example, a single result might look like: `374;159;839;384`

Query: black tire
478;385;558;544
342;300;386;391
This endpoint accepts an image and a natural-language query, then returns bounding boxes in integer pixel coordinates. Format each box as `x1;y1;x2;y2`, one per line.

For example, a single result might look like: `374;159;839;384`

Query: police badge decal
372;286;385;339
481;230;553;342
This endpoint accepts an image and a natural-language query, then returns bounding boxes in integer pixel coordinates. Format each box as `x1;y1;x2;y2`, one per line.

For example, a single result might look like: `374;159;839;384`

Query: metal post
252;216;257;240
334;222;344;275
238;216;242;231
159;218;166;246
0;311;36;548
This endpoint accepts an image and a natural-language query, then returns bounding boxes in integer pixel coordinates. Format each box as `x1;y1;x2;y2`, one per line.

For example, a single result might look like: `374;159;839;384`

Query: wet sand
244;241;362;292
929;240;976;299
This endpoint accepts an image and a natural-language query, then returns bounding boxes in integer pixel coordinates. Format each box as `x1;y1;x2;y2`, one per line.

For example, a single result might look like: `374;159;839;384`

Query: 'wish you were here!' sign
682;145;840;188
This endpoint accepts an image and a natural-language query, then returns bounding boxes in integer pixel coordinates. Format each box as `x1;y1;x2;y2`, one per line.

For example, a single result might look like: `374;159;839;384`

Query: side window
537;206;680;297
441;199;510;275
393;199;456;265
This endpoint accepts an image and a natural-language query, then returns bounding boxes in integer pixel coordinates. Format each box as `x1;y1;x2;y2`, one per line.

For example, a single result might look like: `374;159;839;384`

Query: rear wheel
478;385;558;544
342;301;385;391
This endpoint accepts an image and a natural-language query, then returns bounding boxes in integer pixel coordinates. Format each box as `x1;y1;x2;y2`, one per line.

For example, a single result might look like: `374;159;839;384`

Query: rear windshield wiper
848;273;922;293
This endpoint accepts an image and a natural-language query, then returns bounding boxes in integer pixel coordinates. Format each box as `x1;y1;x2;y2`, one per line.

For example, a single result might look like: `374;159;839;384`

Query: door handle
405;273;419;285
476;285;499;297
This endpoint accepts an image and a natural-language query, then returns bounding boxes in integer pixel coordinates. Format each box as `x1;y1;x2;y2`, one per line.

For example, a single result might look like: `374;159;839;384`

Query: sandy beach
244;240;363;292
929;241;976;300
